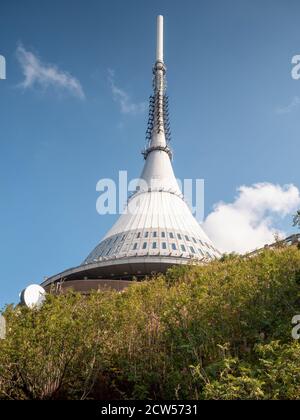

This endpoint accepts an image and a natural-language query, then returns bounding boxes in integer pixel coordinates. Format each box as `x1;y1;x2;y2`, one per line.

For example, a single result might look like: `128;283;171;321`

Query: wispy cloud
108;69;146;115
16;44;85;99
276;96;300;114
203;183;300;254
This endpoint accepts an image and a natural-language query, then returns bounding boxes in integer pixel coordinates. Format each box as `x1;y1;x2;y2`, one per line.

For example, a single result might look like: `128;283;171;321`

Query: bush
1;247;300;399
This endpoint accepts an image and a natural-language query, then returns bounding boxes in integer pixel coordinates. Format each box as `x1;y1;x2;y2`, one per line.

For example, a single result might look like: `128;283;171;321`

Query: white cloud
203;183;300;254
108;69;146;115
276;96;300;114
16;44;85;99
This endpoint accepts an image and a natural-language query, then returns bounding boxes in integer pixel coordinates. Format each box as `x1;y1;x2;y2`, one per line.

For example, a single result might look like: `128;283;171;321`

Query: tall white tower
42;16;221;292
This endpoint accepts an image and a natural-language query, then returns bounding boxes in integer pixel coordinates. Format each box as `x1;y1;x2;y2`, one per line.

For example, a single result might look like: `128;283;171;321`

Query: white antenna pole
156;15;164;62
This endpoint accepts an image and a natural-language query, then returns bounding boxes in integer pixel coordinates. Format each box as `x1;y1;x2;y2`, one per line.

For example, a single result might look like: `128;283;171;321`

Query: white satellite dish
20;284;46;309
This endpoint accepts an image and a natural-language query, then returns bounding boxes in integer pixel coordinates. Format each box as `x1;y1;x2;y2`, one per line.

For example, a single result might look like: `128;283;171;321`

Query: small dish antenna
20;284;46;309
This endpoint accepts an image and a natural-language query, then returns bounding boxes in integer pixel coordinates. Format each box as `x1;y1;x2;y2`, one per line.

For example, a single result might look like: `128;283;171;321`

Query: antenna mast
156;15;164;62
143;15;172;160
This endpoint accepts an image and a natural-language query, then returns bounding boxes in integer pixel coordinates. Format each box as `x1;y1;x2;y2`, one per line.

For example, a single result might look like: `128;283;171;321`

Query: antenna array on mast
143;15;172;158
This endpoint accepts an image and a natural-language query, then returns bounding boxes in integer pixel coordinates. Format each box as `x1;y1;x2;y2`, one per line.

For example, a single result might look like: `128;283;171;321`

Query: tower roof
42;16;221;291
83;15;220;265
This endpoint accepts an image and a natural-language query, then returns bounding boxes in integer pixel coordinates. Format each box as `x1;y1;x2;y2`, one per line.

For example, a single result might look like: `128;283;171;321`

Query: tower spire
156;15;164;62
143;15;172;160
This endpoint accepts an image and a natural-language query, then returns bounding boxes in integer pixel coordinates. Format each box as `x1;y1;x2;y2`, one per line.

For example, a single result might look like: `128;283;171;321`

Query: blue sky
1;0;300;307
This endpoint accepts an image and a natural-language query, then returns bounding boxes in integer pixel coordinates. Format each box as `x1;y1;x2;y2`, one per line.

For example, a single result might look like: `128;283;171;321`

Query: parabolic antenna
20;284;46;309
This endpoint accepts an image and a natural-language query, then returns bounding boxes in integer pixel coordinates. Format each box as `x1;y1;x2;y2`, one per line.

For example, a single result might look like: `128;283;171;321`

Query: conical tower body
42;16;220;292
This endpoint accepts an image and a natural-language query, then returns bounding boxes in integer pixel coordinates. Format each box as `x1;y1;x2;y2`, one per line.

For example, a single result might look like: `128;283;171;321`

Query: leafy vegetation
294;210;300;229
1;246;300;399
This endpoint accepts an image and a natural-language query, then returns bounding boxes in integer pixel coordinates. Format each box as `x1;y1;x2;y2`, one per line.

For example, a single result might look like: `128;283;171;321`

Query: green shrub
1;247;300;399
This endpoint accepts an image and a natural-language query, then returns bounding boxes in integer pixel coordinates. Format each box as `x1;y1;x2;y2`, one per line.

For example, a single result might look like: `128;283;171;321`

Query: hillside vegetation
1;246;300;400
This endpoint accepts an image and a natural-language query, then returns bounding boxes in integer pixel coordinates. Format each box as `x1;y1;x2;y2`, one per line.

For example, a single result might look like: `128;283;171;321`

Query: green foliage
201;341;300;400
1;247;300;399
293;210;300;228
